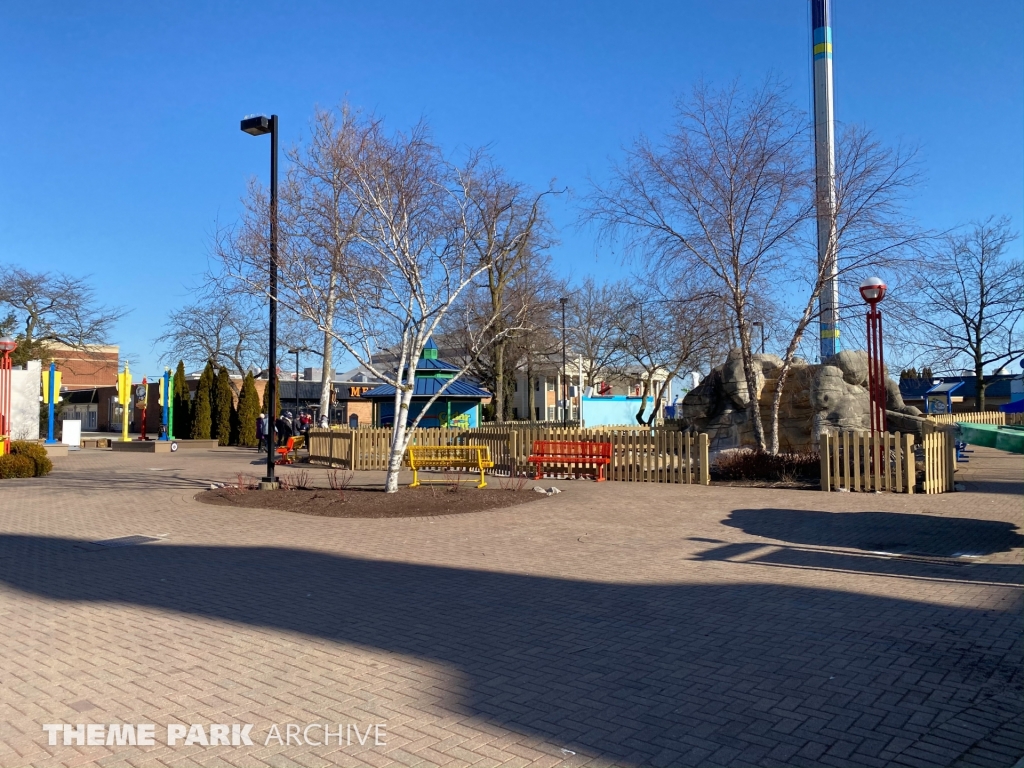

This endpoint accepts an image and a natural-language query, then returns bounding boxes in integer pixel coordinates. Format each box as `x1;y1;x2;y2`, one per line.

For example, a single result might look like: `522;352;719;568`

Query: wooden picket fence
307;428;508;472
504;426;709;485
307;426;710;485
920;429;958;494
819;429;956;494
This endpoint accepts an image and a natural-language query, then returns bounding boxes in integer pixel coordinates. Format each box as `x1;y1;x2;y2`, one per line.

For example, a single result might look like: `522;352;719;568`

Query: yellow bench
405;445;494;489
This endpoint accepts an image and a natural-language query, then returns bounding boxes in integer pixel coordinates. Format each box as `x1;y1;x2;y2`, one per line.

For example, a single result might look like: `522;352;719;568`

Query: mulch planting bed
196;485;540;518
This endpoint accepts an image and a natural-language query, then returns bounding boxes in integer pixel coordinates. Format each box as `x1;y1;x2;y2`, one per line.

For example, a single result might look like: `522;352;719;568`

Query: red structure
860;277;887;435
0;337;16;453
138;378;148;441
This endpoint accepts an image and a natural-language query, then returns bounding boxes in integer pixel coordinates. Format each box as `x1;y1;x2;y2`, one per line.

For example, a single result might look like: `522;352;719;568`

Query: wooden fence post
944;428;956;492
820;433;831;492
903;433;914;494
698;433;709;485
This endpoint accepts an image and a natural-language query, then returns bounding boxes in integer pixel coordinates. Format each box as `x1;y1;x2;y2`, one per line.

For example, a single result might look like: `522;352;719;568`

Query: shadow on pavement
0;534;1021;766
721;508;1024;558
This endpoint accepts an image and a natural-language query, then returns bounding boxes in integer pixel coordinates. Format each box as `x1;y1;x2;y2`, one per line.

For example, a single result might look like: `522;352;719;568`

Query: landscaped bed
196;484;539;518
708;448;821;489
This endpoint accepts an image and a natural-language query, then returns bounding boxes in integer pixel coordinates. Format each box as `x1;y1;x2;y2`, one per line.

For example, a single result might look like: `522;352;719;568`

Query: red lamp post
859;277;887;435
0;337;17;453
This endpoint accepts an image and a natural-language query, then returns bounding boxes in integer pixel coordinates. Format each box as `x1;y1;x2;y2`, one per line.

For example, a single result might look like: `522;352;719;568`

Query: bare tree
0;267;128;366
216;108;542;491
903;217;1022;411
441;244;561;421
765;124;922;452
566;277;625;388
466;164;556;423
281;107;365;418
586;80;922;453
611;277;722;425
156;295;265;388
507;255;566;422
586;80;808;451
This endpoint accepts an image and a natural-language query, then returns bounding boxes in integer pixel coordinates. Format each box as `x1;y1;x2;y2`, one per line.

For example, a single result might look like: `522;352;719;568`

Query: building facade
45;343;119;391
361;340;490;428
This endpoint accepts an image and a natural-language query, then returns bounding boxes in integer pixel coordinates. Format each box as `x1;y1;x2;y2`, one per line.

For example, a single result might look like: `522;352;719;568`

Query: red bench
527;440;613;482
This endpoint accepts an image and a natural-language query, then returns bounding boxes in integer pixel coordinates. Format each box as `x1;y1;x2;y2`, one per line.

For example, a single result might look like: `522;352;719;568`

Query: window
546;380;555;392
547;406;555;420
534;379;540;391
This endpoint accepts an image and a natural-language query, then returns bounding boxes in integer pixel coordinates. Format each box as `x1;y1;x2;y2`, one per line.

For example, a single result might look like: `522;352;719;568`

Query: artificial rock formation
680;349;925;453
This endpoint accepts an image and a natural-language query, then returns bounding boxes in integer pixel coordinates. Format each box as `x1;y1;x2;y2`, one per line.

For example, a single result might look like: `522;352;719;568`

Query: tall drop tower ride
812;0;840;359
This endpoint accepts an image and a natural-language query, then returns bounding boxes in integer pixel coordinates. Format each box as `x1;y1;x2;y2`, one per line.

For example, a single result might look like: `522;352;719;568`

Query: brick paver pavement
0;445;1021;767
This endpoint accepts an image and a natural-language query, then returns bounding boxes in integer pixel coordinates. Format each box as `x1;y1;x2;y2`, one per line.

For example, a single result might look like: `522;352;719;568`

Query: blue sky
2;1;1021;376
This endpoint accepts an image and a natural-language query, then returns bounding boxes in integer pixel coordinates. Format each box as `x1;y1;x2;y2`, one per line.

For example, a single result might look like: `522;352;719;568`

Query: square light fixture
240;115;271;136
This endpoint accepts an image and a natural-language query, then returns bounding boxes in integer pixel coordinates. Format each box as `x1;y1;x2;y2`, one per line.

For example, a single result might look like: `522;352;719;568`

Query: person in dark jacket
275;414;292;447
255;413;266;451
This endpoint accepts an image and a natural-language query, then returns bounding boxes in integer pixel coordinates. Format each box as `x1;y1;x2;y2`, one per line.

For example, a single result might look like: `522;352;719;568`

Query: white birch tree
216;107;544;491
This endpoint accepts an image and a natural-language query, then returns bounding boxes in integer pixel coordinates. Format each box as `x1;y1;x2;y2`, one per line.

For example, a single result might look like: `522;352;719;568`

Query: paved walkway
0;446;1021;767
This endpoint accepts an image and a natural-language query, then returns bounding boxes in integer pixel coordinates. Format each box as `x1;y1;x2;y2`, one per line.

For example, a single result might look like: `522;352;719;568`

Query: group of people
255;410;314;450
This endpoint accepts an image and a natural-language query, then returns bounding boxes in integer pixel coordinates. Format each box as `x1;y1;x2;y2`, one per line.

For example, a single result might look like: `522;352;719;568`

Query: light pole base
259;480;279;491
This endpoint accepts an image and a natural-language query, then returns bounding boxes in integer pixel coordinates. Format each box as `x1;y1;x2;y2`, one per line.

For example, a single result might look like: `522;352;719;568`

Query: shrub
9;441;53;477
172;360;192;439
212;367;235;446
191;361;214;439
236;372;259;447
710;449;820;482
0;453;36;478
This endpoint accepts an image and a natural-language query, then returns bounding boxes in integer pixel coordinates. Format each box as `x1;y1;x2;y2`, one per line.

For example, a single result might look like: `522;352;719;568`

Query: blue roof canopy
361;378;491;399
361;337;490;399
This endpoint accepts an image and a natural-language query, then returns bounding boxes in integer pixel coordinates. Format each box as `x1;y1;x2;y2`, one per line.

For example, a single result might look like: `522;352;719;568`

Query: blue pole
46;361;56;444
161;370;170;440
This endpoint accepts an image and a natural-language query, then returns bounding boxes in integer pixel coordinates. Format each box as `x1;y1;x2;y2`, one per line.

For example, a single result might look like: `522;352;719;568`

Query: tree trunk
635;377;651;425
976;356;986;412
768;318;813;455
645;376;674;427
494;340;505;423
319;276;337;421
385;382;415;493
527;359;536;423
736;309;767;452
769;357;795;456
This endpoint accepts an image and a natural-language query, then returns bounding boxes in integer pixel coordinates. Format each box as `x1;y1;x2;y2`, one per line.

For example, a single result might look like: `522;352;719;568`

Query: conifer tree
172;360;191;439
236;372;259;447
190;361;214;439
212;367;234;446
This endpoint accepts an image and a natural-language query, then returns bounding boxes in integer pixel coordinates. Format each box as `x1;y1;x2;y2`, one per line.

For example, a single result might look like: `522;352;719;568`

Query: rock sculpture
679;349;926;453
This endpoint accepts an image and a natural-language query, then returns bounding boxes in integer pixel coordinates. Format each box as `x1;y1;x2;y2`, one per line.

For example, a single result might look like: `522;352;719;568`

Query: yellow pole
118;363;132;442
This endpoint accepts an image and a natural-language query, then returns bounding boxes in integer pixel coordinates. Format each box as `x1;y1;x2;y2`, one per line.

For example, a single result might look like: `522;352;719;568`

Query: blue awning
362;378;491;399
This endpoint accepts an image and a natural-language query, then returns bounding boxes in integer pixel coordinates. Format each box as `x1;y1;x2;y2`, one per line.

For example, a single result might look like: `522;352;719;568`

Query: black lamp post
240;114;279;485
560;297;568;427
751;321;765;354
287;347;311;417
